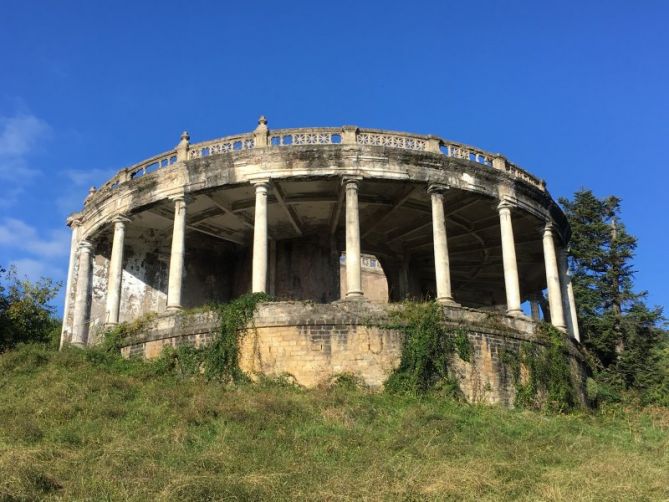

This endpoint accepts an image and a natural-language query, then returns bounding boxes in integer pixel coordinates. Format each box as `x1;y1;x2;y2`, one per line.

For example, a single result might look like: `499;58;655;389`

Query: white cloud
0;113;51;181
8;258;59;283
0;114;50;157
0;218;70;259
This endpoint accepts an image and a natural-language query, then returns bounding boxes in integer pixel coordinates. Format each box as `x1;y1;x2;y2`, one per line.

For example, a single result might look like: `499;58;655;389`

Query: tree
0;266;61;352
559;190;666;399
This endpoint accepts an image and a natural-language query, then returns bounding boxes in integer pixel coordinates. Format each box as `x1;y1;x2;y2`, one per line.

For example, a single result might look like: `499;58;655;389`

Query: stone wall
118;301;588;407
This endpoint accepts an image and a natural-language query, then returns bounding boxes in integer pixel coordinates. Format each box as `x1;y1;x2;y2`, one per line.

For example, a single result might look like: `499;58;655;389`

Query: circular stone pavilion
60;117;586;405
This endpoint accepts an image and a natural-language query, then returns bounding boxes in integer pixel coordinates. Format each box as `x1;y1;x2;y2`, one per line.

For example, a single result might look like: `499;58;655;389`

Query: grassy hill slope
1;344;668;501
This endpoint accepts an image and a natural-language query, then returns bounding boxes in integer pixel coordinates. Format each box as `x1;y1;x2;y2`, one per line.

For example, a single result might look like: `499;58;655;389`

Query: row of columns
496;197;580;340
66;179;579;346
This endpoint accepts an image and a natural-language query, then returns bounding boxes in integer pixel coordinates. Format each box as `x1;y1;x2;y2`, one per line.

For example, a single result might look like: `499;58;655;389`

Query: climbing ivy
503;323;577;412
90;313;158;366
162;293;270;383
384;301;472;396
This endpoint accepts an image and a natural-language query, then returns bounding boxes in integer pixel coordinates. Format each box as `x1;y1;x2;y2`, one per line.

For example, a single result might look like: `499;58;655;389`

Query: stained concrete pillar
344;176;363;298
71;240;93;346
60;217;81;349
252;179;270;293
558;247;580;341
105;216;130;325
167;195;186;310
428;184;455;304
543;222;567;331
498;200;523;316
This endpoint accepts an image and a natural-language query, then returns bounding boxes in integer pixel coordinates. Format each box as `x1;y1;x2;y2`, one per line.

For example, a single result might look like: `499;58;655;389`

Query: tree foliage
0;266;61;352
559;189;667;403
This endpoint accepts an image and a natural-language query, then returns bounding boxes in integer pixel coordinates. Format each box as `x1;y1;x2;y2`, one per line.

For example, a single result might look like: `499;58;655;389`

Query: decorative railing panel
357;132;427;151
189;135;255;159
269;128;342;147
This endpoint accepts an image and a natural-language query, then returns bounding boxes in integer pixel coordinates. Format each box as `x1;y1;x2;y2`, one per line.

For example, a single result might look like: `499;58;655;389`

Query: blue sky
1;0;667;314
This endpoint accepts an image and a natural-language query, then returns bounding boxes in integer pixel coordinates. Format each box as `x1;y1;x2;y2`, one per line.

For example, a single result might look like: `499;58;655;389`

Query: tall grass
1;343;668;500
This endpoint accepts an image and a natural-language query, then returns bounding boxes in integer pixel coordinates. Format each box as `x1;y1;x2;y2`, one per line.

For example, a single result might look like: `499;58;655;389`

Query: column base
437;297;459;306
166;305;183;312
506;308;525;317
344;291;364;300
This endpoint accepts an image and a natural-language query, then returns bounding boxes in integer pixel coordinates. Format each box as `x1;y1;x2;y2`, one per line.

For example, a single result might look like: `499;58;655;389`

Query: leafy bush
0;266;61;352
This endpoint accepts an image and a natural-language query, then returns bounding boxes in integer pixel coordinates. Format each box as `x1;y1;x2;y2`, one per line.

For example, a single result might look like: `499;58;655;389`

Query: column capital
112;214;132;225
543;220;555;235
427;183;449;195
250;177;271;190
78;240;93;252
169;193;187;203
497;198;515;212
342;175;363;188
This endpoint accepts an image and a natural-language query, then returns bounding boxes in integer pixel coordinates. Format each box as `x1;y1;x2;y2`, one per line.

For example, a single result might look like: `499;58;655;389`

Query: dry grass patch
1;344;668;501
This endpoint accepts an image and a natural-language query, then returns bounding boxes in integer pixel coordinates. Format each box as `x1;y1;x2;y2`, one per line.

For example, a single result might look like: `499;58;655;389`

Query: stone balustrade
91;121;546;204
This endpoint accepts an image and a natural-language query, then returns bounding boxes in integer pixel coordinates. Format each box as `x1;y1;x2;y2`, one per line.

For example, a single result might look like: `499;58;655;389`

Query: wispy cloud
9;258;52;282
0;112;52;206
0;114;50;157
0;218;70;259
0;113;51;179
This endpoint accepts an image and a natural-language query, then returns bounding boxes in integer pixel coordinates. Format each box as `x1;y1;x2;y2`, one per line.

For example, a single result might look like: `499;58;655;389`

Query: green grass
1;344;668;501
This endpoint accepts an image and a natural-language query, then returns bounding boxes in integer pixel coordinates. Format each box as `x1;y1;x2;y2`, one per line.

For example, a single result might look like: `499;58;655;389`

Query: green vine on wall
91;313;158;365
384;302;472;396
502;323;577;412
159;293;270;382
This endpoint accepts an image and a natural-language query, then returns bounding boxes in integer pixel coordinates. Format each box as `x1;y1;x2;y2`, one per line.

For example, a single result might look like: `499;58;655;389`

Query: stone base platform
118;301;588;407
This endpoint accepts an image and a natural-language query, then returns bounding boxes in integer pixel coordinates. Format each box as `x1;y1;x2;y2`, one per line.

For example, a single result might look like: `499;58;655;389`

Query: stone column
71;240;93;346
252;179;270;293
344;176;363;298
167;195;186;310
558;247;580;341
543;222;567;331
498;200;523;316
428;184;455;304
105;216;130;325
60;218;81;348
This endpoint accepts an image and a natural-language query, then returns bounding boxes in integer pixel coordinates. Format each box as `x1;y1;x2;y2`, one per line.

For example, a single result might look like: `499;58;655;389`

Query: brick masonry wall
119;301;588;407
